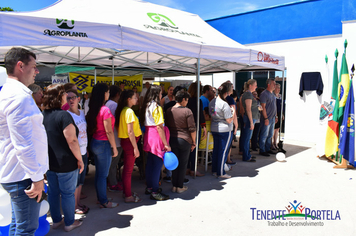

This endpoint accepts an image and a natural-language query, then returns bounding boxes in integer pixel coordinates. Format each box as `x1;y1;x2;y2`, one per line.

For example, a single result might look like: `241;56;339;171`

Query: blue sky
1;0;301;20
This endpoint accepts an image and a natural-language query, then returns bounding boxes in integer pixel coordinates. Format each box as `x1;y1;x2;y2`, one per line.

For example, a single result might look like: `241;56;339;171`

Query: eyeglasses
67;96;78;101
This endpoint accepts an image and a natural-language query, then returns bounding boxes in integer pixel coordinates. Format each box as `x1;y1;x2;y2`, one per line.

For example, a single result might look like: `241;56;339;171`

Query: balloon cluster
0;184;50;236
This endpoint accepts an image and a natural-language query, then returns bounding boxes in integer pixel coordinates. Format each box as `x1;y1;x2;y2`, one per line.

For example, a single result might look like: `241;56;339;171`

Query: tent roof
0;0;285;76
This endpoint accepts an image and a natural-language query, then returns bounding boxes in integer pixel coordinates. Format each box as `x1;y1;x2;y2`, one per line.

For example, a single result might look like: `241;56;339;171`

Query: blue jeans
259;117;276;153
242;116;257;161
211;131;232;176
77;153;88;186
146;152;163;192
1;179;40;236
251;122;261;150
91;138;112;204
238;115;245;152
47;169;78;227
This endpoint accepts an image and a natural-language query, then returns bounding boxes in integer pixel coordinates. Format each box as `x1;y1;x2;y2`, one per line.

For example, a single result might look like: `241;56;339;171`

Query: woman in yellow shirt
115;90;142;203
140;85;171;201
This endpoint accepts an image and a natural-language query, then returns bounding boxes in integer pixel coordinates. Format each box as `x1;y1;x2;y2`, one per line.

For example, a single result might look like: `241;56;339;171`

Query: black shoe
145;187;162;195
183;178;189;184
243;158;256;162
150;192;169;201
163;176;171;183
251;156;256;159
226;161;237;166
259;152;270;156
267;150;277;154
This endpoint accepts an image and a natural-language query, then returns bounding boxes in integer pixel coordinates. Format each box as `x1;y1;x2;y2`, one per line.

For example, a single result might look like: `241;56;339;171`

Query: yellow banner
69;73;143;93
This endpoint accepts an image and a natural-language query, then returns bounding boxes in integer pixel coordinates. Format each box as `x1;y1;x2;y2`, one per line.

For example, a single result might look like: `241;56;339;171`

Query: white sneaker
219;174;231;179
224;163;232;172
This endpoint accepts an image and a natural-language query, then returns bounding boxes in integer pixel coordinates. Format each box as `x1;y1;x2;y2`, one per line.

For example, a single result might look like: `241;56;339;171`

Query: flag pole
334;40;350;168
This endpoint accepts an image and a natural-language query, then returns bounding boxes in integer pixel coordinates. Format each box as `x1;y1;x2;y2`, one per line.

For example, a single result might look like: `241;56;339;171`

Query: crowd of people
0;47;284;235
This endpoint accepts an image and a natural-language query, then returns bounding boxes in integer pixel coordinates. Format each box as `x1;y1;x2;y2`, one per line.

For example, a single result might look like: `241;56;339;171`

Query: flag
339;80;354;165
325;52;340;156
337;51;350;124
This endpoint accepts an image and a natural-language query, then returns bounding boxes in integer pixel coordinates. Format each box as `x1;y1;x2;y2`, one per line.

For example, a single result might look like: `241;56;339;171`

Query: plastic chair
198;131;214;172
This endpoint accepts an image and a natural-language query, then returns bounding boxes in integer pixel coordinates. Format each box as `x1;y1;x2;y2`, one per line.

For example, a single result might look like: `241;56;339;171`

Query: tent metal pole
194;58;201;179
278;69;286;144
112;57;114;85
94;69;97;84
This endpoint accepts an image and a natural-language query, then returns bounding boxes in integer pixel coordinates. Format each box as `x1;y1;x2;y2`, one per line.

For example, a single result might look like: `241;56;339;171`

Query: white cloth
0;79;48;183
105;99;121;147
67;110;88;155
83;98;89;116
144;101;163;126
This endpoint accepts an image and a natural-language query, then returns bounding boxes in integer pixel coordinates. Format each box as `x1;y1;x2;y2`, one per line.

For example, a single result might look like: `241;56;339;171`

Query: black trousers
170;137;191;188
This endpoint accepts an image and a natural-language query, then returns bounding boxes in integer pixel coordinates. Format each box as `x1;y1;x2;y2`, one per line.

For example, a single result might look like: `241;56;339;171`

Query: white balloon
0;189;10;207
0;204;12;226
276;152;286;161
39;200;49;217
0;66;6;87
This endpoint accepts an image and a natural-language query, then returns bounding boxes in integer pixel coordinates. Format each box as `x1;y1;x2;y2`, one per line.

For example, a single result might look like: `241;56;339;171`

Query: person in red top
86;83;118;208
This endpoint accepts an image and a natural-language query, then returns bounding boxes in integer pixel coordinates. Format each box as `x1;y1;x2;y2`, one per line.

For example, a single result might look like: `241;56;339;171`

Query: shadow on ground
45;142;310;235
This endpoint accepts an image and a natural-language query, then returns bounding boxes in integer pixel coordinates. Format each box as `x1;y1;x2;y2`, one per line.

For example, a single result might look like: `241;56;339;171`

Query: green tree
0;7;14;12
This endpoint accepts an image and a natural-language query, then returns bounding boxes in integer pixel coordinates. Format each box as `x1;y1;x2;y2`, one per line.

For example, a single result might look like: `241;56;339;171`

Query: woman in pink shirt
86;83;118;208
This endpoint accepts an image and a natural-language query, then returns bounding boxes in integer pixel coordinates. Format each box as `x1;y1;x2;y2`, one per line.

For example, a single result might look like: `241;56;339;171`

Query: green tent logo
56;19;75;29
147;13;178;29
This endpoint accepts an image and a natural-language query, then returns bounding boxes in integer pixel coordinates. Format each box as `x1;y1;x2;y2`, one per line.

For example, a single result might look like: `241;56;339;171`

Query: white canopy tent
0;0;284;75
0;0;286;176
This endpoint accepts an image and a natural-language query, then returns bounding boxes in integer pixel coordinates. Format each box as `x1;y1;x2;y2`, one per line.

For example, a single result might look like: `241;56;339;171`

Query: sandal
124;195;142;203
75;207;89;214
122;192;138;199
100;201;119;208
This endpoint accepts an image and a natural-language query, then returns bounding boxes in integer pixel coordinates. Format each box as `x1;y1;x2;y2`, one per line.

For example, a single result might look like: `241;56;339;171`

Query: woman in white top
209;82;234;179
66;89;89;214
160;86;174;107
140;85;171;201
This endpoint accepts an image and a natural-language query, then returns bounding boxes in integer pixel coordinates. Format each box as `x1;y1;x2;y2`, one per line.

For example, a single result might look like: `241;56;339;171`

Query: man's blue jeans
242;116;257;161
90;138;112;205
259;117;275;153
46;169;78;227
1;179;40;236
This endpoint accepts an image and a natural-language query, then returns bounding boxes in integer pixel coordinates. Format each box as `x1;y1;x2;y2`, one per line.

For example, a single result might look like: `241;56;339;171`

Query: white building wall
246;21;356;151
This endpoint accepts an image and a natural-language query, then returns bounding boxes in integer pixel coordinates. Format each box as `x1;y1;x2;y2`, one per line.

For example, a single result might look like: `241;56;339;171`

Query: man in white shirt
0;47;49;235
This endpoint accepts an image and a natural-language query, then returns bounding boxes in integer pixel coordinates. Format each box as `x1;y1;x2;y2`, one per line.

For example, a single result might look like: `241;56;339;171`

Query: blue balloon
39;215;47;222
164;152;178;170
43;184;48;194
0;225;10;236
35;217;50;236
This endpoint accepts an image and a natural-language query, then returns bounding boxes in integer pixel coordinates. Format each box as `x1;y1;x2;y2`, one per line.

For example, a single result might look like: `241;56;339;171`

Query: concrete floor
45;139;356;236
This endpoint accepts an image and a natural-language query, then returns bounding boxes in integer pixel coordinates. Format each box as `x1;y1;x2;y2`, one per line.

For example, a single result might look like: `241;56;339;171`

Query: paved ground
45;139;356;236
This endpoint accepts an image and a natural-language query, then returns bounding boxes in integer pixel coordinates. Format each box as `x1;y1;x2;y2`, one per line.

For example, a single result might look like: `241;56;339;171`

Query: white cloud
229;2;259;13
